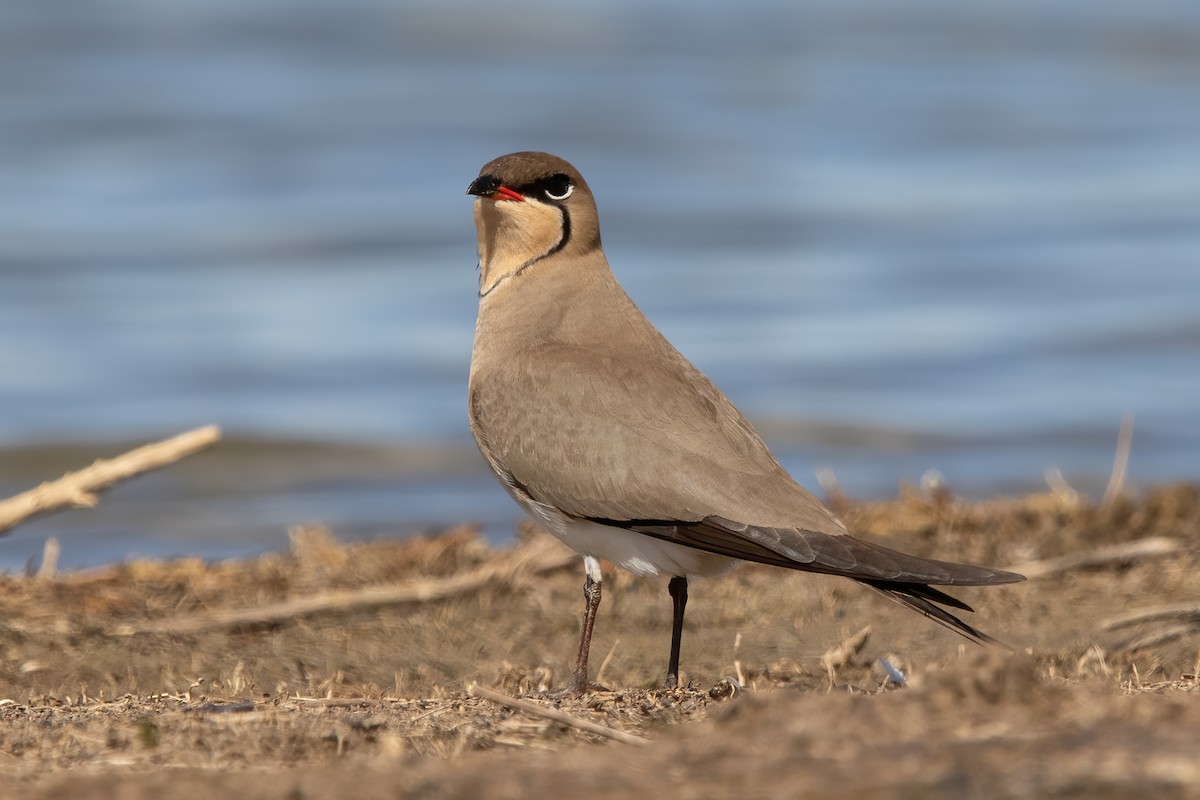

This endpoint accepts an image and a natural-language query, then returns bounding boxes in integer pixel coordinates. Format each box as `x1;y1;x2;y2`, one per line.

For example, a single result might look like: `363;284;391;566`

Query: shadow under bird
466;151;1024;694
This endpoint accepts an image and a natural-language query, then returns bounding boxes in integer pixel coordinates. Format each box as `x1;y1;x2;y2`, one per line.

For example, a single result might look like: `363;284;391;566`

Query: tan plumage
466;151;1023;692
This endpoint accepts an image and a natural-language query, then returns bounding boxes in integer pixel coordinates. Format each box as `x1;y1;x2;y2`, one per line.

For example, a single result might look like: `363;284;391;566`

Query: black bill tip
467;174;501;197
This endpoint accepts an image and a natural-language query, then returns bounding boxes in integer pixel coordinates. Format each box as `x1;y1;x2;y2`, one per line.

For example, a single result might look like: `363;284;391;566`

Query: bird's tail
858;579;1011;648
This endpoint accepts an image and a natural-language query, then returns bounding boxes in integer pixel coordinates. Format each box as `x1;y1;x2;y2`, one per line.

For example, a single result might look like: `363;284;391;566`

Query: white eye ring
545;183;573;201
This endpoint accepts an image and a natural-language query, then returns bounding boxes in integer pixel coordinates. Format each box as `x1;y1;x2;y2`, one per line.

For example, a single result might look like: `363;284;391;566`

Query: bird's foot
552;668;610;697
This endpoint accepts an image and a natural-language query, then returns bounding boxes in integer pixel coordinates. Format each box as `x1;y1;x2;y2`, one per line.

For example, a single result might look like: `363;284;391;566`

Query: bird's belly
551;520;735;578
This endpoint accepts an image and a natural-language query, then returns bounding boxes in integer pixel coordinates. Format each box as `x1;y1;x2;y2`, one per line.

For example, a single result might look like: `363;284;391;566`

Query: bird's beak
467;175;524;202
491;185;524;202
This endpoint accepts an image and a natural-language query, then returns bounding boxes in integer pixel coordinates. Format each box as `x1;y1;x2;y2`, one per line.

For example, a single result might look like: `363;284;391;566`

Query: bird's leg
665;575;688;689
567;556;603;695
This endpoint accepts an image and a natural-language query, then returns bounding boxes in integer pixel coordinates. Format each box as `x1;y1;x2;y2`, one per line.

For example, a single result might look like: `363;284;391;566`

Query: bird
465;151;1024;694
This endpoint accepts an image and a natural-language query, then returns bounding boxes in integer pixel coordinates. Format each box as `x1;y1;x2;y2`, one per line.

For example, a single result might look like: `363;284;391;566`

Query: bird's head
467;151;601;295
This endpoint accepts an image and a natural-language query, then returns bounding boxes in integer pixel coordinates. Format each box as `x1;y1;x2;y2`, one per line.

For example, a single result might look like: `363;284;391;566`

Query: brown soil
2;485;1199;798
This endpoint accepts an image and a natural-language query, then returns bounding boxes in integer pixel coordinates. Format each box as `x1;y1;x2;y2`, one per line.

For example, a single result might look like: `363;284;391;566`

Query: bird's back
468;254;847;535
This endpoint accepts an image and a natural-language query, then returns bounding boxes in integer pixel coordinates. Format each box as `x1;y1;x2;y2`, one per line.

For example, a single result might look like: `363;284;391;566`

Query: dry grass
1;485;1198;798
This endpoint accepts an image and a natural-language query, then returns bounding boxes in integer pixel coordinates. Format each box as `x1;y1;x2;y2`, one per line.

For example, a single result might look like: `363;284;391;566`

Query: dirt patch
2;485;1198;798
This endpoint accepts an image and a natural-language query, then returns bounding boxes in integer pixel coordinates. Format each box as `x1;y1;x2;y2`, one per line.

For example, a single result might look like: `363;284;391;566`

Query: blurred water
1;0;1197;570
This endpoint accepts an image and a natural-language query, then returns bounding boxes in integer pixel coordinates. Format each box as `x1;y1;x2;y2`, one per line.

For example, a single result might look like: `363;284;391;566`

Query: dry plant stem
1102;602;1200;650
35;537;60;580
1043;467;1079;506
1111;625;1198;652
114;538;576;636
1102;413;1135;507
821;626;871;676
595;638;621;688
1006;537;1183;580
0;425;222;536
1101;603;1200;631
468;683;647;746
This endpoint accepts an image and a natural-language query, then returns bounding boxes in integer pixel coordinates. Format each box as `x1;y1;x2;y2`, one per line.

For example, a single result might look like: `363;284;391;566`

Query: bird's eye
543;174;574;201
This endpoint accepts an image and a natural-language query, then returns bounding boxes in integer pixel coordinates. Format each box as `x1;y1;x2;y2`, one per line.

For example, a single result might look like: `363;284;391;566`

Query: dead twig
0;425;221;536
113;536;575;636
1005;537;1184;580
291;697;380;708
467;683;646;746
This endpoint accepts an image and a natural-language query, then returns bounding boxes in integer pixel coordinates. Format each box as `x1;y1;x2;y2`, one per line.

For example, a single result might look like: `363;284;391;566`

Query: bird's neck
474;200;565;296
472;254;631;363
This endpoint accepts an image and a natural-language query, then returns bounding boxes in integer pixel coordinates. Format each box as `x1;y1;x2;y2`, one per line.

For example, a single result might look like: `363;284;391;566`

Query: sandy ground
1;485;1198;798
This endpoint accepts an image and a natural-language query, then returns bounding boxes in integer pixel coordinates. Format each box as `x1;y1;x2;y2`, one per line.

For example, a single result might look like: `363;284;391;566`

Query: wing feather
589;516;1024;586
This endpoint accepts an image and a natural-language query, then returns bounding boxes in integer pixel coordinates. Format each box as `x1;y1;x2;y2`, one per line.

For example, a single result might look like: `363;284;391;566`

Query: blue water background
1;0;1197;570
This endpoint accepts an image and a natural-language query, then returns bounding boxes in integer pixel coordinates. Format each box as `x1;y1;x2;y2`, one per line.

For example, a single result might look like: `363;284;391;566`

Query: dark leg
666;575;688;688
567;558;603;694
